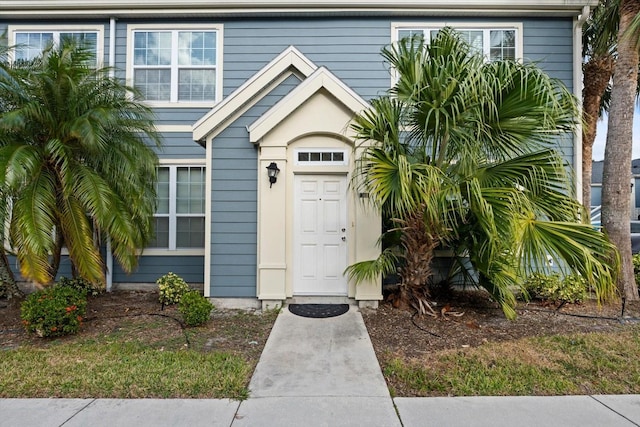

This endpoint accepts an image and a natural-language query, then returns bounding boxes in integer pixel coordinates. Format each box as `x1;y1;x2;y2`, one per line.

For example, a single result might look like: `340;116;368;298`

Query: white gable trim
248;66;370;144
192;46;317;142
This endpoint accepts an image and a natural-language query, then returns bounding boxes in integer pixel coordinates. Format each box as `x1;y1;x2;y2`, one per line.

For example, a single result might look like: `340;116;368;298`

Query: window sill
140;248;205;256
143;101;217;109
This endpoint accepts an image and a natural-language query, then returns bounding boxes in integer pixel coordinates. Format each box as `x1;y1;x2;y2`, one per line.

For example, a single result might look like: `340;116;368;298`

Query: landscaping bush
20;286;87;337
57;276;102;296
157;272;190;306
178;291;214;326
523;272;587;304
633;254;640;290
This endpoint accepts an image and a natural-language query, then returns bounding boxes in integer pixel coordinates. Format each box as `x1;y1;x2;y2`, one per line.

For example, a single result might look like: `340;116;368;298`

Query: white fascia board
192;46;317;142
248;66;371;143
1;1;600;17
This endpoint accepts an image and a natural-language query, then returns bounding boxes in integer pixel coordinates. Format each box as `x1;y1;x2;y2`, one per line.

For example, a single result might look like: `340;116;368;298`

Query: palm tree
347;29;619;319
0;41;161;286
582;0;619;210
602;0;640;301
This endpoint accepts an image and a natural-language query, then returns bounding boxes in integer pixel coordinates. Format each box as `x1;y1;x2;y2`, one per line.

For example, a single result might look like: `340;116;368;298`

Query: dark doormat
288;304;350;318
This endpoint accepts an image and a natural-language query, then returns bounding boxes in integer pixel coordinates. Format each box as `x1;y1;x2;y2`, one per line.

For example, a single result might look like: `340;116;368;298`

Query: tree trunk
602;0;640;301
582;56;615;210
0;250;23;300
396;207;440;315
48;229;64;284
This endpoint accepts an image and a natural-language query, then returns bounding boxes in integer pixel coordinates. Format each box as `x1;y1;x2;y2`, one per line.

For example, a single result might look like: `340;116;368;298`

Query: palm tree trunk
602;0;640;301
397;207;440;315
0;250;22;300
582;56;615;209
49;229;64;284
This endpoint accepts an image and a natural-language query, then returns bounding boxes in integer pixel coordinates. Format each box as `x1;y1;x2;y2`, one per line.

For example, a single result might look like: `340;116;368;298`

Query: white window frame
391;22;523;61
7;24;104;65
126;24;223;108
145;159;206;256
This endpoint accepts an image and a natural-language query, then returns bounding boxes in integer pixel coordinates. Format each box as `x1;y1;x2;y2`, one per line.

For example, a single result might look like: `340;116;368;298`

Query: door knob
341;236;346;241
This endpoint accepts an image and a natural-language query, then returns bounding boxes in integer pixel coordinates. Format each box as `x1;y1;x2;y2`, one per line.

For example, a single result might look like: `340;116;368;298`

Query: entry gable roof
248;66;371;143
193;46;317;142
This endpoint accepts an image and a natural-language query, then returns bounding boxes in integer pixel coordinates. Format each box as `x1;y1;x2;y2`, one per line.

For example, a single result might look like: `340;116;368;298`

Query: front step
286;296;356;305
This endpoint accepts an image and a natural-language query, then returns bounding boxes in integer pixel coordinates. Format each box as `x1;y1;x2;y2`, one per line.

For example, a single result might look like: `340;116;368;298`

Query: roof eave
1;1;599;19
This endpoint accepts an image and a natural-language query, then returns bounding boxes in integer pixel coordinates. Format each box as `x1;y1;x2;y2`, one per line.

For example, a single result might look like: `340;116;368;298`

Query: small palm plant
0;40;161;285
347;29;619;318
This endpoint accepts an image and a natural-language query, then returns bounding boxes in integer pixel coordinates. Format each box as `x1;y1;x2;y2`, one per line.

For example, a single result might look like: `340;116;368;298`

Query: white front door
293;174;348;295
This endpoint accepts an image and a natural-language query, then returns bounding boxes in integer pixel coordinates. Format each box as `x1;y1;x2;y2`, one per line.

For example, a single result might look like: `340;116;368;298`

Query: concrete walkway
234;305;399;426
2;305;640;426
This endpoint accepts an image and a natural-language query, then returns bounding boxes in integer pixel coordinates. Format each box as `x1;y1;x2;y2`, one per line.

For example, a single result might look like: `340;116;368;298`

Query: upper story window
393;23;522;62
9;25;102;65
128;25;222;106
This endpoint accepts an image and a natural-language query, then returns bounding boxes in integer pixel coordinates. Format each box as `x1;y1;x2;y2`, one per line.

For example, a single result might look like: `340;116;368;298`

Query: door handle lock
341;236;346;242
341;228;346;232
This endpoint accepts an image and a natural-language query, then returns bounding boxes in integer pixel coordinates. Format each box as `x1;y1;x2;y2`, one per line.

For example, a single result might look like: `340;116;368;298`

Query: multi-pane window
14;31;99;62
150;165;205;250
397;27;517;61
296;150;347;165
132;30;217;103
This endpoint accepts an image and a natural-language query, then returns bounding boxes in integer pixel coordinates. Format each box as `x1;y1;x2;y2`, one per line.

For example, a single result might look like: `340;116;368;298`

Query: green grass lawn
0;341;250;399
383;325;640;397
0;308;278;399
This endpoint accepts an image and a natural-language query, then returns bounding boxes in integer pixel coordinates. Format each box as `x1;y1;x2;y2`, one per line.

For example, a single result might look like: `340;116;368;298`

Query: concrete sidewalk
3;395;640;427
2;305;640;426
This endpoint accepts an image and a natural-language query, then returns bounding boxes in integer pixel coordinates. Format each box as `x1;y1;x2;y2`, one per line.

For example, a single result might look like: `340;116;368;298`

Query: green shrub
523;272;587;304
178;291;214;326
20;286;87;337
57;276;102;296
633;254;640;289
558;274;588;303
523;272;561;300
157;272;190;306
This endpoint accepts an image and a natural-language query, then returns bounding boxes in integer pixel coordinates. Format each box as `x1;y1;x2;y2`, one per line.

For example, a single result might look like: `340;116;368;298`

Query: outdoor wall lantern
266;162;280;188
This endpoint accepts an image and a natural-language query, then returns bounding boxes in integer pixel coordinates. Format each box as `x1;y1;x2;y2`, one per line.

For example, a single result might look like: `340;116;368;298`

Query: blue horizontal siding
154;132;205;159
7;255;73;283
154;108;211;124
523;18;574;91
113;256;204;284
210;285;256;298
223;18;390;100
208;74;301;297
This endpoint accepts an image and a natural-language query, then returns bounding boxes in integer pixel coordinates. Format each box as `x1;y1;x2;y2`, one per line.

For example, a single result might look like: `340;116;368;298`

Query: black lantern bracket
266;162;280;188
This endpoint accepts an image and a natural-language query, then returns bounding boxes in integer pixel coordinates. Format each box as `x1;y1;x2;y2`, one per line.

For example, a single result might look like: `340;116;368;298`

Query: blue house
1;0;596;308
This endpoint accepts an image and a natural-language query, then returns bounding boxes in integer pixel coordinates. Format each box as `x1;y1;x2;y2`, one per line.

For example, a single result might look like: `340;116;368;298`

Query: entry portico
193;47;382;309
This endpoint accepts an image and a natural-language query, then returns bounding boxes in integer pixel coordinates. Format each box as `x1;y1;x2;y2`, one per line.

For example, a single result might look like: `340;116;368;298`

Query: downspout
105;17;116;292
109;17;116;70
574;5;590;203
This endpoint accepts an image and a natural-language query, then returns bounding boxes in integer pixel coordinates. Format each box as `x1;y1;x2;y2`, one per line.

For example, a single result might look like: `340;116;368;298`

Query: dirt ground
0;290;276;359
3;288;640;360
361;289;640;359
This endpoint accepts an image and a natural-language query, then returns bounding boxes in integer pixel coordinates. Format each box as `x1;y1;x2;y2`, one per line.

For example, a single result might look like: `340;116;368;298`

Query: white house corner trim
204;136;213;297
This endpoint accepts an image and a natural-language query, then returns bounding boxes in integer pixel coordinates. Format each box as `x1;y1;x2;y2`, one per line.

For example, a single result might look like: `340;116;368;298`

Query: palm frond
517;218;619;303
345;248;400;285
